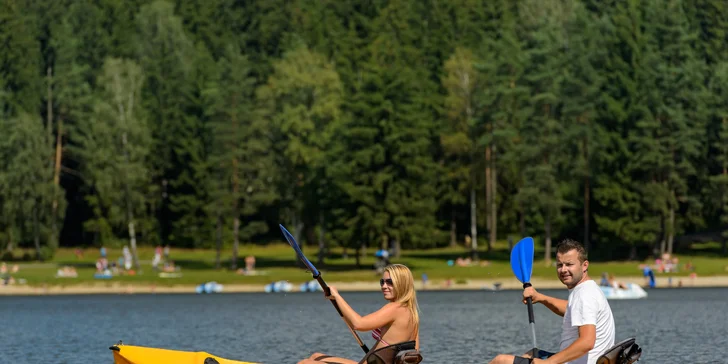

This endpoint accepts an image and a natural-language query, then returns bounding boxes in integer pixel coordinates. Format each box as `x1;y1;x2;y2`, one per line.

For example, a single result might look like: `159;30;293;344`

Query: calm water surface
1;288;726;363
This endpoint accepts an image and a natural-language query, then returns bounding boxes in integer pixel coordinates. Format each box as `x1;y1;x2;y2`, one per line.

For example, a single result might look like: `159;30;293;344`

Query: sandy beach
2;275;727;296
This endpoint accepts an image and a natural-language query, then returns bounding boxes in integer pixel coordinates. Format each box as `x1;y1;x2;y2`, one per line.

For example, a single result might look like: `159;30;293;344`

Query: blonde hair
384;264;420;336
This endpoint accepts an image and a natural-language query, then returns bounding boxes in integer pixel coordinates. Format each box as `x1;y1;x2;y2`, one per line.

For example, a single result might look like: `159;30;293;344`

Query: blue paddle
279;224;370;354
510;237;538;350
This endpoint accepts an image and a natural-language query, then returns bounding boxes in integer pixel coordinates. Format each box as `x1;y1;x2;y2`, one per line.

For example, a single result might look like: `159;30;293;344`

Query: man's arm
542;325;596;364
538;294;569;317
524;287;568;317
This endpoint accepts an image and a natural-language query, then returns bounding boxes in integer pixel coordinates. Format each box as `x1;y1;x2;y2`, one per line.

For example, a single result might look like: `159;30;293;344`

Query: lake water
1;287;726;363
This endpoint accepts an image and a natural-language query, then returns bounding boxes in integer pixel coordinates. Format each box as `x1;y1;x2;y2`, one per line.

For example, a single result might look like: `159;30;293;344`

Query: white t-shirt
559;279;615;364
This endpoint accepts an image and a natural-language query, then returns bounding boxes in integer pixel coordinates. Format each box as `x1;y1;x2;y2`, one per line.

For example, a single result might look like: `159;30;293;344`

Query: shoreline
2;275;728;296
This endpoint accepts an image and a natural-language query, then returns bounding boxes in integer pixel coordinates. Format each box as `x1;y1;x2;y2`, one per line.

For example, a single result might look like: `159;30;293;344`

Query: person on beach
152;245;162;270
488;239;615;364
607;274;627;290
298;264;420;364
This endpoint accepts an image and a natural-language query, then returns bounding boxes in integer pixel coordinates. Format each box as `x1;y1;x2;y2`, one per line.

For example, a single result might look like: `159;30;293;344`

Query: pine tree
330;0;441;257
517;0;573;262
204;45;277;269
560;1;609;252
592;0;657;259
135;0;202;247
0;113;58;259
257;43;345;247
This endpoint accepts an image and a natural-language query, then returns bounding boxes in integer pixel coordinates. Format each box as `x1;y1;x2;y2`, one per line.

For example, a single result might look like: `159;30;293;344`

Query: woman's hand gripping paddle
279;224;370;354
510;237;538;350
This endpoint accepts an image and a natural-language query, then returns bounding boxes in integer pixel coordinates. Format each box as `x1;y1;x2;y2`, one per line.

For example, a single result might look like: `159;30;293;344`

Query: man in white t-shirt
488;238;615;364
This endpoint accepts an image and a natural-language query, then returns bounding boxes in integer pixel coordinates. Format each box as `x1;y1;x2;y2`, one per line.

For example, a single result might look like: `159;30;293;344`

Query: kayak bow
110;342;259;364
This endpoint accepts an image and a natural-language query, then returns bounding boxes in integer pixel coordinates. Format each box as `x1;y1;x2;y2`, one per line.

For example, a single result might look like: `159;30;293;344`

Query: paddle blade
510;237;535;284
279;224;320;277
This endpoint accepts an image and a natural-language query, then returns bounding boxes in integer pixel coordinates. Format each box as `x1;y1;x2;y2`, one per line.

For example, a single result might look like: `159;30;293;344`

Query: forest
1;0;727;266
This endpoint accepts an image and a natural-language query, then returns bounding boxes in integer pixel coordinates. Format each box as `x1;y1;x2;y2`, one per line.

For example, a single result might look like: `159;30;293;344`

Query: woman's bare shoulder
382;302;410;314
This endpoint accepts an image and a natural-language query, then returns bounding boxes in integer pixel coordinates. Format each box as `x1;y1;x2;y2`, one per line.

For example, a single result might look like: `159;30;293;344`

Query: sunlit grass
4;242;727;287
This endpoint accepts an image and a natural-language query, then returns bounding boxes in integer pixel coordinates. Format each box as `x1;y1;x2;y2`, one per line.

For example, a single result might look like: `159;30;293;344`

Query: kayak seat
358;341;422;364
205;358;220;364
394;349;423;364
596;337;642;364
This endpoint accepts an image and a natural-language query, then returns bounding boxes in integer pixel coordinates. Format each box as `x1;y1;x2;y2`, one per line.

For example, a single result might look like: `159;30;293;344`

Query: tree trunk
450;207;457;247
6;230;13;253
215;213;222;269
470;188;478;260
629;245;637;260
485;145;491;239
723;160;727;256
49;63;63;250
658;214;666;256
125;187;140;270
127;220;139;269
583;136;590;252
544;213;552;264
232;215;240;270
46;67;53;139
355;243;362;268
51;116;63;244
393;235;401;259
231;152;239;270
490;145;497;250
33;205;42;261
121;132;140;270
519;200;526;237
667;205;675;255
47;67;56;248
293;215;304;250
317;212;325;265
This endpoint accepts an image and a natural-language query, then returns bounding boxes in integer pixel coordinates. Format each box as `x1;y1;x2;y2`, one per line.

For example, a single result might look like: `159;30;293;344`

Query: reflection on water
0;287;726;363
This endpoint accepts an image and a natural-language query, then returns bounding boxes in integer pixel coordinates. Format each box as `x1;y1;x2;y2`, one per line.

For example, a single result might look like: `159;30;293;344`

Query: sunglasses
379;278;394;287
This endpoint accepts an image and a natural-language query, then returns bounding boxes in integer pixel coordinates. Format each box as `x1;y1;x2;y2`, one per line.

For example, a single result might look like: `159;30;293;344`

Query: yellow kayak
110;342;259;364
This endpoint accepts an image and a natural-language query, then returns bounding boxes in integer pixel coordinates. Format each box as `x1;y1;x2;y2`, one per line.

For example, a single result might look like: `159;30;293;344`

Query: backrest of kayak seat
204;357;220;364
359;341;419;364
596;337;642;364
394;350;423;364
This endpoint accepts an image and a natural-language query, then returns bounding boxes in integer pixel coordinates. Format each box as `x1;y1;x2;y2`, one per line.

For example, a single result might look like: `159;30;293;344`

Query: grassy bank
3;241;728;289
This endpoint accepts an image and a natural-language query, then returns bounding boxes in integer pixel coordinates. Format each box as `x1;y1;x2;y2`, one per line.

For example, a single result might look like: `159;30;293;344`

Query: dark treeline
1;0;727;267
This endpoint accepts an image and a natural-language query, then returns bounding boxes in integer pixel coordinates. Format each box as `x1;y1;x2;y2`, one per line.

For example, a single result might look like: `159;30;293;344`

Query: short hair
556;238;587;262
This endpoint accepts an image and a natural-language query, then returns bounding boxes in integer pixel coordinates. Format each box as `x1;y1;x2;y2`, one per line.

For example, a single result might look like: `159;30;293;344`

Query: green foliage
3;0;728;260
74;58;152;246
0;113;58;257
0;0;42;116
203;44;277;243
441;47;478;206
258;42;344;242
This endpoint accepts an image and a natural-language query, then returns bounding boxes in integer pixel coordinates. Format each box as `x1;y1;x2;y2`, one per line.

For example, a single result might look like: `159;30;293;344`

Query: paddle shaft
523;283;538;349
315;274;370;354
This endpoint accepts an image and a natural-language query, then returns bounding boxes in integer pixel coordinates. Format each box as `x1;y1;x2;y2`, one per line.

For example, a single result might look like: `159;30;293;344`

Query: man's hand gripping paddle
279;224;370;354
510;237;538;350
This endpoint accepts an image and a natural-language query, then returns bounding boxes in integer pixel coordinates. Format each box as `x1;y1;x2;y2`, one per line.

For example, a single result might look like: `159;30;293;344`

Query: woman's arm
327;287;398;331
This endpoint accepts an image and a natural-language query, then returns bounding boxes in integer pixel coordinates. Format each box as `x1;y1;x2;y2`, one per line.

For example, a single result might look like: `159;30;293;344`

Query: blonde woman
298;264;421;364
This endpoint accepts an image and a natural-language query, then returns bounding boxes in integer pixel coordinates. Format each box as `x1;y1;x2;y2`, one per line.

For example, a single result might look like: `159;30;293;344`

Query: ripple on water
0;287;726;363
